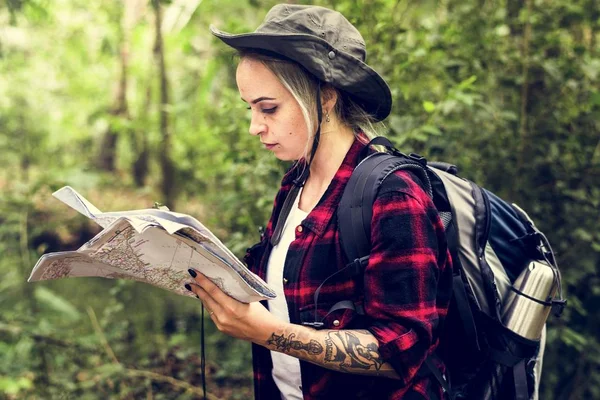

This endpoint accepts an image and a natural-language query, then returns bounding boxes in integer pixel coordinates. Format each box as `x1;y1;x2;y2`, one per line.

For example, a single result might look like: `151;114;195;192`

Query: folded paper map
28;186;276;303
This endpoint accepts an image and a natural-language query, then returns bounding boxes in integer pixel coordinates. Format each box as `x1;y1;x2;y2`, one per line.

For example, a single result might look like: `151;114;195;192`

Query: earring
325;112;330;123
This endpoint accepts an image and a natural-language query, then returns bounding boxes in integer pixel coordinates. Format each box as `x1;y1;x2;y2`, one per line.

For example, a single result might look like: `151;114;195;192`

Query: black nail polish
188;269;197;278
184;283;192;291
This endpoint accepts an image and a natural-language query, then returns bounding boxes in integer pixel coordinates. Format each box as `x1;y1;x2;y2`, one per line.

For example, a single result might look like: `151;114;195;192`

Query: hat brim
210;26;391;121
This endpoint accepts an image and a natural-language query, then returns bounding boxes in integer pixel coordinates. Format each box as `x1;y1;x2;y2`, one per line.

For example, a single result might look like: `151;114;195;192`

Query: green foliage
0;0;598;398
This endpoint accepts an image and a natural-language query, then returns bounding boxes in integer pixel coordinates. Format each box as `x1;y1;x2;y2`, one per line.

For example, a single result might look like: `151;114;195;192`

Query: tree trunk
127;0;149;187
97;4;130;172
509;0;533;202
153;0;176;209
505;0;523;36
132;84;151;187
517;0;533;169
590;0;598;54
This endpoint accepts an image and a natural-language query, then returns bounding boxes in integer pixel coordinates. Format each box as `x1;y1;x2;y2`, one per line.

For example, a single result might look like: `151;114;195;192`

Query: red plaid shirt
244;137;453;399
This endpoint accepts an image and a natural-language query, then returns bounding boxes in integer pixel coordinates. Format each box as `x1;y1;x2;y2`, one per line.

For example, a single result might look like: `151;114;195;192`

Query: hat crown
256;5;367;62
210;4;392;121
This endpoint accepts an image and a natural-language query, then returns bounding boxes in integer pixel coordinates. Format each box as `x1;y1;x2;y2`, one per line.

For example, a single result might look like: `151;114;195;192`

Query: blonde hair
237;50;383;159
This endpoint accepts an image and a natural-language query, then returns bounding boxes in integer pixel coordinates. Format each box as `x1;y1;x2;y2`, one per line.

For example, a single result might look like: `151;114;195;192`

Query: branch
124;368;222;400
0;322;97;353
87;306;120;364
19;210;32;287
152;0;176;210
85;308;222;398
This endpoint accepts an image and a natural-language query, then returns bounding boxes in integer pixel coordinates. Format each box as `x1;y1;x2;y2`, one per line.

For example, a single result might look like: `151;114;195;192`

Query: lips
263;143;278;150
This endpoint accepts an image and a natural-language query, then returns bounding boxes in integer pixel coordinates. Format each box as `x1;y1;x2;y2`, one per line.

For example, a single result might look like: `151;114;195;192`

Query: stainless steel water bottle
471;204;566;400
476;260;560;400
501;260;559;340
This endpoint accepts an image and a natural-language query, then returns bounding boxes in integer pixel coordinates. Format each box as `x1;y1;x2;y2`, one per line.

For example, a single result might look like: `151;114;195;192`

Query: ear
321;85;338;114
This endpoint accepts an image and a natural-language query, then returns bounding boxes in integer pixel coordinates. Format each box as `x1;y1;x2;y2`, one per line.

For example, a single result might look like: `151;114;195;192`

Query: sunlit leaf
34;286;81;321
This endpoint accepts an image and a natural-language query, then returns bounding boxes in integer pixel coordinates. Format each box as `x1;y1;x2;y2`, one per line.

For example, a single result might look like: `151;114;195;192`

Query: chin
271;149;303;162
274;154;296;161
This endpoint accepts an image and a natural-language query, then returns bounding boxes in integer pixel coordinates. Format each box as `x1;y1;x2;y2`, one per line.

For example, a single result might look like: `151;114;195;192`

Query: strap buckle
302;321;324;328
552;298;567;317
347;256;369;276
408;153;428;166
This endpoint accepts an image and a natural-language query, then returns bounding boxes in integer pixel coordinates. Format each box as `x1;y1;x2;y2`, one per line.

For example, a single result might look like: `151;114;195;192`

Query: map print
40;258;73;280
28;186;276;303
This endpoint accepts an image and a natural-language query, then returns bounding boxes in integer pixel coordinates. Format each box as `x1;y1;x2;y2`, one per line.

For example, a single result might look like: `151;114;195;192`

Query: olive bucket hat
210;4;392;121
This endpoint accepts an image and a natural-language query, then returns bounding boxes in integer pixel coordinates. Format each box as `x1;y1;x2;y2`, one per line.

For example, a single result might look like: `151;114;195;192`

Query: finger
188;269;233;304
188;268;215;288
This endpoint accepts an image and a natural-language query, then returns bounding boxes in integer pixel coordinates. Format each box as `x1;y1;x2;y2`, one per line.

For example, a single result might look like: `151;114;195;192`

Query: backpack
330;137;566;399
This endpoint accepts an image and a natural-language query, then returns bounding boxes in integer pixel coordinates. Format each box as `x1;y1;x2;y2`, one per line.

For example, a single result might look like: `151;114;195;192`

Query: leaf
561;327;588;351
457;75;477;90
423;101;436;113
96;363;124;376
34;286;81;321
0;376;33;396
440;99;458;115
388;115;418;135
453;92;475;107
495;24;510;37
500;111;518;121
574;228;593;242
421;125;442;135
582;59;600;81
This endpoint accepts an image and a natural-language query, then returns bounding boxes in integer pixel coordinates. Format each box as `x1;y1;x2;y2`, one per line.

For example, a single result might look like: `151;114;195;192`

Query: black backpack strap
513;360;529;400
452;269;481;351
429;161;459;175
357;135;396;160
338;146;432;265
423;356;456;400
271;184;301;247
485;352;530;400
338;152;402;262
445;219;482;353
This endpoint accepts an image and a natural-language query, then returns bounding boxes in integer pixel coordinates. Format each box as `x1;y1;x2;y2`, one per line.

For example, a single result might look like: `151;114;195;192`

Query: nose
248;112;266;136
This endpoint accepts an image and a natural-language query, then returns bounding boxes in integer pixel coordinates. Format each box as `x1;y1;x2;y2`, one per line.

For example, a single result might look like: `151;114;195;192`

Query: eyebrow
241;96;276;104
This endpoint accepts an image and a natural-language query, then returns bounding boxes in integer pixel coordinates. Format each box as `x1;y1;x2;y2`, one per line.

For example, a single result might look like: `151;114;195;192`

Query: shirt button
333;320;340;327
296;225;303;233
283;278;288;285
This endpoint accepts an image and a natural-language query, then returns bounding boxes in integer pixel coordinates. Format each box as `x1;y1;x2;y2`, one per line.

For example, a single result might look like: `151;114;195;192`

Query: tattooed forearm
324;331;384;371
264;327;398;379
266;333;323;355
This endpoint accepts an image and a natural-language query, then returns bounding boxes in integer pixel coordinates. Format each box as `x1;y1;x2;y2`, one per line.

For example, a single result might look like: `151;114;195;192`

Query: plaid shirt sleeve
365;170;451;387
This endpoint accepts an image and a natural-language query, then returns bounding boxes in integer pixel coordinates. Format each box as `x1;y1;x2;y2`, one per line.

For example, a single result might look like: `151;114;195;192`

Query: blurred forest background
1;0;598;398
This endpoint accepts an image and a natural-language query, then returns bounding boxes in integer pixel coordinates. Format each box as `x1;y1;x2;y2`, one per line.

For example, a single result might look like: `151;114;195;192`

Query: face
236;57;310;161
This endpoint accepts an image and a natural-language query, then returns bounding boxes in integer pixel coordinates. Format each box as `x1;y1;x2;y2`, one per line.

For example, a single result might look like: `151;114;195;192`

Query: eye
262;106;277;114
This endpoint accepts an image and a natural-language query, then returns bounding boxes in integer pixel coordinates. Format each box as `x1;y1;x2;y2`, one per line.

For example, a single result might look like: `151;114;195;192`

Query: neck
305;123;355;189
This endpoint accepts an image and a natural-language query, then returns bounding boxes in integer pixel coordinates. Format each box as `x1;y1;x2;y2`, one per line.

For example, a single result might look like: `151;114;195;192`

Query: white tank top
266;187;308;400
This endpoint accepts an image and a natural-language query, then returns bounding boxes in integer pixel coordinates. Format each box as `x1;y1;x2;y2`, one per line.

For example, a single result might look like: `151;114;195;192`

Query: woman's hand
186;269;283;344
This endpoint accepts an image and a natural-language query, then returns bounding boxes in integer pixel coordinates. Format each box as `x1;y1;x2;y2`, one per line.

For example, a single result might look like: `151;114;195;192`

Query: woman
186;4;453;399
